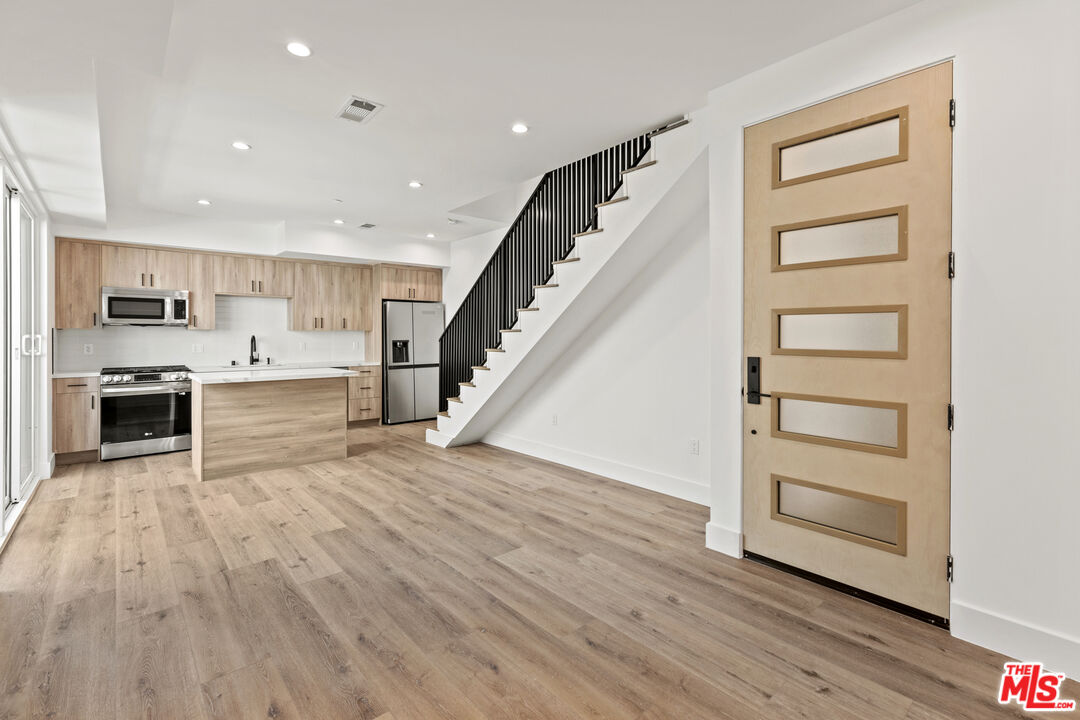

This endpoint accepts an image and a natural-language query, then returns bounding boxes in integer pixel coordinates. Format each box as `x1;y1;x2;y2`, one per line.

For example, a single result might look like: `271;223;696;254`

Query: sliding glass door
3;173;44;520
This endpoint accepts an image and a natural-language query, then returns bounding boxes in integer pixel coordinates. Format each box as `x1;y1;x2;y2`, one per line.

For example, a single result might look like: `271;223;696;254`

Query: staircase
429;117;704;448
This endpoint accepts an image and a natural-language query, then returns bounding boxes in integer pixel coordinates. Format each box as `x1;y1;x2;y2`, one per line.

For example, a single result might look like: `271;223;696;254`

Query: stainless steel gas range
99;365;192;460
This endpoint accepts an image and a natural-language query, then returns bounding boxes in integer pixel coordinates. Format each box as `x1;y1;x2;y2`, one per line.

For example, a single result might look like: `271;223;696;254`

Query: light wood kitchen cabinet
379;264;442;301
347;365;381;421
55;239;101;329
188;253;216;330
256;259;294;297
215;255;294;296
415;267;442;301
53;377;99;454
331;265;372;331
101;245;188;289
291;262;333;330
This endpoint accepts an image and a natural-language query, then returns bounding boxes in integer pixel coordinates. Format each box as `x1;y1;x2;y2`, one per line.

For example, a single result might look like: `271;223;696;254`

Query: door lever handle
746;356;771;404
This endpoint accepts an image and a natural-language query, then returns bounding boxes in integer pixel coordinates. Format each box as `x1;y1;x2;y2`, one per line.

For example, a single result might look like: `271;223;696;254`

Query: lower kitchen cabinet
53;377;100;454
348;366;381;421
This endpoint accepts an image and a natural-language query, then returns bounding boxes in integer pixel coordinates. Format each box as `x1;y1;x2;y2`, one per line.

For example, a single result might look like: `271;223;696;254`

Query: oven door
102;294;170;326
100;385;192;459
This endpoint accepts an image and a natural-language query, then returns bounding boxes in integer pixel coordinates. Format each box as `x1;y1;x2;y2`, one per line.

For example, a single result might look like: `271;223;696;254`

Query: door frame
731;58;957;585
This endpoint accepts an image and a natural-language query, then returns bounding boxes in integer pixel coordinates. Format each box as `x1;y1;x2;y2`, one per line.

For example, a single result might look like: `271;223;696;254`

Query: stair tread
573;228;604;238
649;117;690;137
500;328;521;333
448;396;462;403
517;307;539;312
552;258;581;265
437;411;450;417
534;284;559;289
471;366;490;371
596;196;629;208
485;348;505;352
459;381;475;387
622;159;657;175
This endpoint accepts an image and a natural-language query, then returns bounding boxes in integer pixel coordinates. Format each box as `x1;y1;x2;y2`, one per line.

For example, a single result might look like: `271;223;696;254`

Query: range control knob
101;375;113;383
123;374;133;382
170;372;182;381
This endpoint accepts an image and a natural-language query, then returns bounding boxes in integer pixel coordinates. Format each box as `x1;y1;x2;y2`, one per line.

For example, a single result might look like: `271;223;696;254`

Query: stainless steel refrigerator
383;300;444;424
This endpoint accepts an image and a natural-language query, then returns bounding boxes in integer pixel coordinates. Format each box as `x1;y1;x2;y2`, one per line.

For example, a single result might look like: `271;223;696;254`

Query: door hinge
947;404;955;431
946;555;954;582
949;99;956;128
947;251;955;279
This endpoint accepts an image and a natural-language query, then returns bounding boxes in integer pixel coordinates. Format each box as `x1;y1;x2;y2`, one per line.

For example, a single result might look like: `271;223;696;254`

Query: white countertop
53;360;379;379
190;367;359;385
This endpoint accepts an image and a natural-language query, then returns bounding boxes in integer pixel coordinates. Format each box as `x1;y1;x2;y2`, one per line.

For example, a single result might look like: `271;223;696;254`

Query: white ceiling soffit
1;0;920;245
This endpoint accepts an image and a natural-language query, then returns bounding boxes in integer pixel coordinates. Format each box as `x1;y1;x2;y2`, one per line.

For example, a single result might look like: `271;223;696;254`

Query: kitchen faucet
249;335;260;365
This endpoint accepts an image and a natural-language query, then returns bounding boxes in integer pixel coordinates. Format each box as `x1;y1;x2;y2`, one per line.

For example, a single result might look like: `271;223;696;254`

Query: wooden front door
743;62;953;619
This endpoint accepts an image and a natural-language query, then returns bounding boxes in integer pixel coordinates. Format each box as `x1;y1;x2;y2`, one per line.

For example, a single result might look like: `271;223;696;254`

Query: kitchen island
190;367;357;481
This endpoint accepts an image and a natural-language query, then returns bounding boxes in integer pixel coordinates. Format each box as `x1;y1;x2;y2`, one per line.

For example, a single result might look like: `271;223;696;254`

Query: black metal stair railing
439;132;653;411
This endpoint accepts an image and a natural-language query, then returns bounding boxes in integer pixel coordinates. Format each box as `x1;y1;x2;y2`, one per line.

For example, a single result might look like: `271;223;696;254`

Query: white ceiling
0;0;920;248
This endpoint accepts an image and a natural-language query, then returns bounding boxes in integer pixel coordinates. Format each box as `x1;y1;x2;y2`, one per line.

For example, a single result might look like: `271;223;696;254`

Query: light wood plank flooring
0;422;1070;719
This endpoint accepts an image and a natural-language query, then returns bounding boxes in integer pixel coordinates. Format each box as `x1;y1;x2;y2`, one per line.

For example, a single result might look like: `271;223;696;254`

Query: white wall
706;0;1080;678
54;295;366;372
443;228;507;318
483;204;710;504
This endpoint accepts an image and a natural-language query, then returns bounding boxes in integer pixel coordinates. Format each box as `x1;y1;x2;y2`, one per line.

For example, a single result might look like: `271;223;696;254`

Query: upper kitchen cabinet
291;262;327;330
379;264;442;301
55;239;101;329
257;259;294;297
215;255;294;296
333;265;372;331
188;253;216;330
101;245;188;290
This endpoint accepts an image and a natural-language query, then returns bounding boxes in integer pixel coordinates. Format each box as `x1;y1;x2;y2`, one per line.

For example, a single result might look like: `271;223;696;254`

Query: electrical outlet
191;344;204;353
689;439;700;456
551;414;558;426
82;344;94;355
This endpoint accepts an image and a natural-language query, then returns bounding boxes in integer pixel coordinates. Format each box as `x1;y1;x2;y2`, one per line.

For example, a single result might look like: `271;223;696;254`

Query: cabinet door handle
150;273;155;287
92;311;97;327
258;280;263;293
67;383;89;387
252;280;256;292
342;318;346;329
141;272;146;286
91;395;95;410
193;314;198;328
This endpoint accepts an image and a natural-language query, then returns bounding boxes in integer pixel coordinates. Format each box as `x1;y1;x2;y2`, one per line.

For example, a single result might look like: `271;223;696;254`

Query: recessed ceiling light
447;218;460;225
231;140;252;151
197;199;212;206
333;219;345;225
286;42;311;57
426;233;435;239
408;180;423;189
511;123;529;134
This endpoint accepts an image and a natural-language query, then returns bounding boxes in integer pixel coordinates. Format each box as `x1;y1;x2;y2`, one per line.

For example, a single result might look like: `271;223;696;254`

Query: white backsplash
54;295;367;372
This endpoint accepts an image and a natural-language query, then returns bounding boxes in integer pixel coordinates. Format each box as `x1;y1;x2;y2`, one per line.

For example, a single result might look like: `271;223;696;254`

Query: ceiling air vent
358;223;376;229
338;97;384;125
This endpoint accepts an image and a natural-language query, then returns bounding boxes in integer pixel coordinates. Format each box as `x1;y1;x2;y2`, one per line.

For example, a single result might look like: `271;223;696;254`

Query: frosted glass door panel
777;395;902;450
778;213;901;268
777;308;904;356
780;117;901;183
775;477;903;550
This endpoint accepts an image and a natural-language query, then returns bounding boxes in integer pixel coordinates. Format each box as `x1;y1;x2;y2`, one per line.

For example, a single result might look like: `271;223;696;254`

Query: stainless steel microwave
101;287;189;327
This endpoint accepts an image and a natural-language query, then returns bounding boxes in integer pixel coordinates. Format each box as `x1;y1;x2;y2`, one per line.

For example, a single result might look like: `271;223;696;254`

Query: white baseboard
482;431;709;505
951;600;1080;681
705;521;743;558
